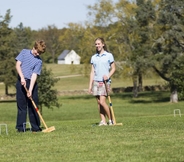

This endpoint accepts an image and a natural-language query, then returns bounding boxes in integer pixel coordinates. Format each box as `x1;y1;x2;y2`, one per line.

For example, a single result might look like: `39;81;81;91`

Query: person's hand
21;78;26;86
103;75;109;81
27;90;32;98
88;87;93;94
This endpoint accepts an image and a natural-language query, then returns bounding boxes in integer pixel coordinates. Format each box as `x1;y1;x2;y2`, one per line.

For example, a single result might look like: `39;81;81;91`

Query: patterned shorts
92;81;111;96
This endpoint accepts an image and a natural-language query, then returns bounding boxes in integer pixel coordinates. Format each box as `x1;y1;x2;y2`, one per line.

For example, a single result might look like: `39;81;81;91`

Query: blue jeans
16;79;41;131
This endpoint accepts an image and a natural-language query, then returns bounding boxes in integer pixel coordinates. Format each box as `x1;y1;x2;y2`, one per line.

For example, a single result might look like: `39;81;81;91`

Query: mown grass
1;91;184;162
45;64;84;77
0;64;183;161
0;64;166;94
46;64;166;91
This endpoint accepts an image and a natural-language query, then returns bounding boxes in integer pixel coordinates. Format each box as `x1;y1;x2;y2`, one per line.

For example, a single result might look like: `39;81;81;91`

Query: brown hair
95;37;108;52
34;40;46;54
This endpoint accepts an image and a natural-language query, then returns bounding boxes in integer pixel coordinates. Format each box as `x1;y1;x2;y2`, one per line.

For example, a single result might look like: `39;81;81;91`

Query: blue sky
0;0;118;30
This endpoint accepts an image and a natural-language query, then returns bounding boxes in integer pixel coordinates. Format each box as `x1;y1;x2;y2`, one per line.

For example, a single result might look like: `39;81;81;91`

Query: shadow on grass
62;95;94;100
62;91;170;104
91;123;99;127
0;100;16;103
113;91;170;104
1;91;169;104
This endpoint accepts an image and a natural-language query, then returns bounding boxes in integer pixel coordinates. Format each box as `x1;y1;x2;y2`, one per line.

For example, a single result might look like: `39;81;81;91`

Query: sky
0;0;117;30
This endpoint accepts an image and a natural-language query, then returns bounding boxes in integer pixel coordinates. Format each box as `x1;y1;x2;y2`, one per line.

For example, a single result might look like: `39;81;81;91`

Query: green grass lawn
0;64;166;94
0;91;184;162
0;64;182;161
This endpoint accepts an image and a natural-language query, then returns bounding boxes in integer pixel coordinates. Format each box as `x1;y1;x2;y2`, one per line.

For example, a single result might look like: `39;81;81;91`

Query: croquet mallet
24;85;55;133
104;81;122;126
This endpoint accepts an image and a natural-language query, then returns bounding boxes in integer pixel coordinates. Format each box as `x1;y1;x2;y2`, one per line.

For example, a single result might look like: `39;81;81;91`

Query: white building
57;50;81;64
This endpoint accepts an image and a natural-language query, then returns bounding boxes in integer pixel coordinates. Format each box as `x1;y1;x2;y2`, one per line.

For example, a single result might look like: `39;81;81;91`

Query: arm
88;65;94;94
28;73;38;97
16;61;26;86
103;62;116;81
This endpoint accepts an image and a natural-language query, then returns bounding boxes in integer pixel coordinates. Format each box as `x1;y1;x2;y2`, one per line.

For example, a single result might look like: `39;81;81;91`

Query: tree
87;0;116;27
37;65;60;114
58;23;98;76
0;9;17;95
128;0;156;96
169;56;184;101
151;0;184;102
36;25;62;63
13;23;33;52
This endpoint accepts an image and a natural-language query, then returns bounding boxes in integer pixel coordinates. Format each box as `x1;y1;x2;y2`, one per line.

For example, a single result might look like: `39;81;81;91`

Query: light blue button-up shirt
91;51;114;82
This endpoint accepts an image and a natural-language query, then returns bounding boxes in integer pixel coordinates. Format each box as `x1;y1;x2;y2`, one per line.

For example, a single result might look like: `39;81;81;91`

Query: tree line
0;0;184;103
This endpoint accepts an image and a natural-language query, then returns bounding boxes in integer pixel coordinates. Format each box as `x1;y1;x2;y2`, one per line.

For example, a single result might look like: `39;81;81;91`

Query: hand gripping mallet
104;80;122;126
24;85;55;133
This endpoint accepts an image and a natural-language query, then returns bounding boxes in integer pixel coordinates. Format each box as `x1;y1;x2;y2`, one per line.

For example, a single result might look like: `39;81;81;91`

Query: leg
99;95;111;121
16;80;27;131
93;81;112;125
96;96;106;123
27;82;41;131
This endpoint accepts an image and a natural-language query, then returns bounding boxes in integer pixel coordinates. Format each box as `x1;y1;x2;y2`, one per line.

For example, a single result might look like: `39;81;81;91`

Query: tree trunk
138;73;143;92
5;84;8;95
132;75;138;97
170;90;178;103
170;83;178;103
52;51;55;63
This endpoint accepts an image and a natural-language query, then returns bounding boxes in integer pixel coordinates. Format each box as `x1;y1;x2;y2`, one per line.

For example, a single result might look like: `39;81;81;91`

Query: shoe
32;128;42;133
108;120;113;125
98;120;107;126
32;130;42;133
17;129;24;133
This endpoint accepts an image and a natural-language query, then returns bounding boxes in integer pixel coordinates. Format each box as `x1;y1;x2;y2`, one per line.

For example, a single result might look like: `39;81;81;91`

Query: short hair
34;40;46;54
95;37;108;52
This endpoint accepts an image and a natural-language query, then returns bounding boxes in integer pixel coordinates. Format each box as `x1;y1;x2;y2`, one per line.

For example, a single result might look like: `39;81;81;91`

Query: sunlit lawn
0;64;181;162
0;91;184;162
0;64;166;94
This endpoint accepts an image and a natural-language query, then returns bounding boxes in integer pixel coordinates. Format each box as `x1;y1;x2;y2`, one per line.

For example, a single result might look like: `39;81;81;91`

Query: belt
94;80;103;82
18;76;30;80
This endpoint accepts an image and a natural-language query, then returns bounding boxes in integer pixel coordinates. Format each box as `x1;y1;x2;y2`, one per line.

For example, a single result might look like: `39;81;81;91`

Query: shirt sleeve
90;56;93;64
15;49;25;62
109;53;114;64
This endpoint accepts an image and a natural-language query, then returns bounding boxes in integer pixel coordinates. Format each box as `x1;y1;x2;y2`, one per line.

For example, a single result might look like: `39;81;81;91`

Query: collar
30;50;39;58
96;51;108;57
30;50;34;56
